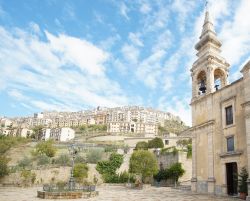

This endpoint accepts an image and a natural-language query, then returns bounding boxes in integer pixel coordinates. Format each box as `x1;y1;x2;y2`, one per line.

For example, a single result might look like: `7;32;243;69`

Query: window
227;136;234;152
165;140;169;145
225;105;233;125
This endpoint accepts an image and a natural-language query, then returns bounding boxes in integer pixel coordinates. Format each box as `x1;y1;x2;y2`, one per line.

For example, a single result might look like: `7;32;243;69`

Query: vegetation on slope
158;120;189;135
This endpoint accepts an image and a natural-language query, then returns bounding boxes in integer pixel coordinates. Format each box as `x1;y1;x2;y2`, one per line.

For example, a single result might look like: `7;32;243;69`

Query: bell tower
191;6;230;101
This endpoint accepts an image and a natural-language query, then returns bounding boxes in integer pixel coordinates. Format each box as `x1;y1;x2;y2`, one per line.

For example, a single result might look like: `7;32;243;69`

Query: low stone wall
37;191;98;199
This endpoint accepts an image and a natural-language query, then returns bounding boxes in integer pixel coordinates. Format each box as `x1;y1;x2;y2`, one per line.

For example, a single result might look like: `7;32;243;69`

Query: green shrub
187;144;192;158
21;170;36;186
0;136;30;154
102;173;119;183
96;153;123;175
73;163;88;183
118;171;135;183
161;146;178;155
166;162;185;187
17;156;32;169
148;137;164;149
33;140;56;157
104;145;117;153
0;156;10;178
96;153;123;182
75;155;86;164
37;154;50;166
54;154;71;166
86;148;103;164
176;138;192;150
56;181;67;190
135;141;148;150
153;169;168;182
238;167;248;193
109;153;123;169
129;150;158;182
101;171;135;183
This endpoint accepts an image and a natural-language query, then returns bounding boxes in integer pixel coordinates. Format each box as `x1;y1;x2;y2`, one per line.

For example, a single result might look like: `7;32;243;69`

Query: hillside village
1;0;250;201
0;106;191;191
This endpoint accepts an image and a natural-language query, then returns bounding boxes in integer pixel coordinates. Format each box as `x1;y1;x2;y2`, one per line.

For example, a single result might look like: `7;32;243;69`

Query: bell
215;84;219;91
199;80;206;93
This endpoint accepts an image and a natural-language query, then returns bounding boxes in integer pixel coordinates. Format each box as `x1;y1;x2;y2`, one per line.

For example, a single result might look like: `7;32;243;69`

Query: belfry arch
197;70;207;95
214;68;227;90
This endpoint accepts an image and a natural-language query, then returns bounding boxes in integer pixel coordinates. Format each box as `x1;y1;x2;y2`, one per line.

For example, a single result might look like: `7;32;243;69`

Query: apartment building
40;127;75;142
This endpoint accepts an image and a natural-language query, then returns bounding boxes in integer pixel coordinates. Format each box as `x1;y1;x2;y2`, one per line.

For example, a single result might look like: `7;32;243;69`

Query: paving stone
0;185;240;201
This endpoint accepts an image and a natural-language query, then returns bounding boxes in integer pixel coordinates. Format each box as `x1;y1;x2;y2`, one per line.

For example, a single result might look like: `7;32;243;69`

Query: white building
1;118;13;128
20;128;33;138
41;128;51;141
40;127;75;142
50;127;75;142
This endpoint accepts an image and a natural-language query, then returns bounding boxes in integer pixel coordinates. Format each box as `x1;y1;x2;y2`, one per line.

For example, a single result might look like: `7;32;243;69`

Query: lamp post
68;144;78;191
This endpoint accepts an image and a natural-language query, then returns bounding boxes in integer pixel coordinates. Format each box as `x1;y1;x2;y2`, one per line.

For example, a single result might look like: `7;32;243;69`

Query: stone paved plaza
0;185;240;201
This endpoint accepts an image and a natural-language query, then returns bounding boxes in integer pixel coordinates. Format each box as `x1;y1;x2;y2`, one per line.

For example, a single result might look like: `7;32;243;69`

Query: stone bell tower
191;8;230;102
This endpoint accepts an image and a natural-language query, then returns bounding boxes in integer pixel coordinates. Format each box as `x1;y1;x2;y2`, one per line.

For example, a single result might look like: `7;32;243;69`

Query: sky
0;0;250;126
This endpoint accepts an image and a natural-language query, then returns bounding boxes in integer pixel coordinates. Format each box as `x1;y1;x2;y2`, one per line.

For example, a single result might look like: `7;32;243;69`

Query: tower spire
191;0;230;98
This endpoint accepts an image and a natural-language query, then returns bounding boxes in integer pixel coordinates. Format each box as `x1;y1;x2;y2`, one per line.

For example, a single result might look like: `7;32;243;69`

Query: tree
238;167;248;194
158;125;168;135
129;150;158;182
0;156;10;178
86;148;103;163
148;137;164;149
96;153;123;183
135;141;148;150
166;162;185;187
96;153;123;175
176;138;192;150
73;163;88;183
31;125;43;140
33;140;56;157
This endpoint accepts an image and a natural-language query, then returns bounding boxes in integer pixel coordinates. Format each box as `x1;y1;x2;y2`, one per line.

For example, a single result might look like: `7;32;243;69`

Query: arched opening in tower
214;68;226;91
197;70;207;95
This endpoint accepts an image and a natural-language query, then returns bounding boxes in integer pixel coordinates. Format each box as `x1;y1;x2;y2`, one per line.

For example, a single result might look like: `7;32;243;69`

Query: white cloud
140;3;151;14
219;0;250;67
120;2;129;20
121;43;139;64
208;0;231;26
158;95;191;126
63;3;76;20
141;2;169;32
171;0;196;32
29;22;40;34
136;50;165;89
45;31;108;76
151;29;172;52
8;89;28;101
128;32;144;47
0;25;134;112
99;34;121;50
162;77;173;91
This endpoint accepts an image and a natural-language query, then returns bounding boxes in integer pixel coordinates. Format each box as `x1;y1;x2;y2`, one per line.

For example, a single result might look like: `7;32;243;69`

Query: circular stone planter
37;190;99;199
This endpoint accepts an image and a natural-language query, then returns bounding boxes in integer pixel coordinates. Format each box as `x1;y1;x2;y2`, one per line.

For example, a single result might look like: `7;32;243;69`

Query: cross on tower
205;0;209;11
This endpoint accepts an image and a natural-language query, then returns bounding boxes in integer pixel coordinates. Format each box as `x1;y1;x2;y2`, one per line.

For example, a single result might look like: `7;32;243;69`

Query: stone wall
157;152;192;184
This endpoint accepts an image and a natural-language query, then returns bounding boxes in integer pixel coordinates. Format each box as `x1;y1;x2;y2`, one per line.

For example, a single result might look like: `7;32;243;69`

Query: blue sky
0;0;250;125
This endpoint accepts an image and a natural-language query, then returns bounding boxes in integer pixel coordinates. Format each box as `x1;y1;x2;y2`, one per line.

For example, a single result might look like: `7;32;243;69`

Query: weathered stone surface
37;190;98;199
0;185;240;201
